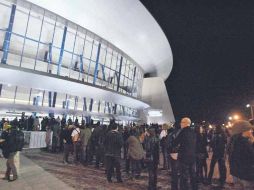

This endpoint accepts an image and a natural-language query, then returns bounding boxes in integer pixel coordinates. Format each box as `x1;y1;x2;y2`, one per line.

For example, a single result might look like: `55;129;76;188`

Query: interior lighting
148;110;163;117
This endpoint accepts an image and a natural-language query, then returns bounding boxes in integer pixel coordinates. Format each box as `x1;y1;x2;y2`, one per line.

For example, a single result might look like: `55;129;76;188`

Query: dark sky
140;0;254;124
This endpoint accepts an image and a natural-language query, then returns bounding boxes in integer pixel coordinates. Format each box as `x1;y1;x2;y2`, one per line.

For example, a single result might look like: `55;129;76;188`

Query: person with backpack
0;124;24;182
71;124;81;164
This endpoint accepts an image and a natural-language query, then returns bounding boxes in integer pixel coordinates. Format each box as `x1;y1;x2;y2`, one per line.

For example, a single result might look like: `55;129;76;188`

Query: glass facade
0;83;138;118
0;0;146;120
0;0;144;99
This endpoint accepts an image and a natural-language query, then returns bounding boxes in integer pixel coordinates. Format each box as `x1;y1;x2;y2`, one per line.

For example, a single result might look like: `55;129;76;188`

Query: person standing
71;124;81;164
207;125;227;187
62;125;73;164
104;123;124;183
196;126;208;183
167;126;181;190
173;117;198;190
228;120;254;189
0;124;21;182
160;123;169;170
80;123;92;164
127;129;144;179
144;127;160;190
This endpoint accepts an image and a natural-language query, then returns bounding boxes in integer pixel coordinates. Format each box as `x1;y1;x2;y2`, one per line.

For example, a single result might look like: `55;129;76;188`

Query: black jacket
144;135;160;164
104;130;123;157
229;135;254;181
211;132;227;158
196;133;208;156
62;129;73;144
173;127;197;164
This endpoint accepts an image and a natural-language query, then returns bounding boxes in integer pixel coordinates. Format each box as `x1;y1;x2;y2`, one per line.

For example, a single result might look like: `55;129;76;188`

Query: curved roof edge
25;0;173;80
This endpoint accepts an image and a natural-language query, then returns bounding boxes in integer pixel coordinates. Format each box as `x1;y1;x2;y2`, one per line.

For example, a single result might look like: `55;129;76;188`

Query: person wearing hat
228;120;254;189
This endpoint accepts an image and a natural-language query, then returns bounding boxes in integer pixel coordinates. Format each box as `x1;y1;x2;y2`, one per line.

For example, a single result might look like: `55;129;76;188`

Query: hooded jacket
127;135;144;160
229;135;254;181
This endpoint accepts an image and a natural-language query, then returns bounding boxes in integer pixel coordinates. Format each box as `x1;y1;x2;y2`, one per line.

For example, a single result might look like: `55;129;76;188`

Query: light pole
246;104;254;119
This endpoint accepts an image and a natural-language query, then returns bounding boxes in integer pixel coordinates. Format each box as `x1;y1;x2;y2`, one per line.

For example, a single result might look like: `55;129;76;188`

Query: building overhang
0;64;150;110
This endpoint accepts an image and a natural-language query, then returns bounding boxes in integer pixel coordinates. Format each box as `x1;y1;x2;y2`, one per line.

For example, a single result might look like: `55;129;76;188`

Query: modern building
0;0;174;124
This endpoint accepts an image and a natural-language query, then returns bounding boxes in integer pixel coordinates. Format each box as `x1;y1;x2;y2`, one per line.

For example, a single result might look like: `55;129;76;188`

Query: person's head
3;122;11;131
111;123;118;131
180;117;191;128
162;123;169;130
231;120;254;138
242;128;253;138
147;127;156;136
215;125;224;134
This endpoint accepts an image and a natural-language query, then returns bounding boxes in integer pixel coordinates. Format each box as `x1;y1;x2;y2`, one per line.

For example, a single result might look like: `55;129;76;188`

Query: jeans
95;145;104;167
81;144;87;163
63;144;72;162
208;154;226;185
105;156;122;182
73;141;81;163
162;149;168;169
179;162;198;190
147;161;158;190
170;156;180;190
6;152;17;179
130;157;141;178
196;155;207;181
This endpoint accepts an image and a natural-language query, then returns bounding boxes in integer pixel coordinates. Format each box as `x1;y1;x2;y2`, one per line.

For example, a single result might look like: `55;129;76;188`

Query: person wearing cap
228;120;254;189
173;117;197;190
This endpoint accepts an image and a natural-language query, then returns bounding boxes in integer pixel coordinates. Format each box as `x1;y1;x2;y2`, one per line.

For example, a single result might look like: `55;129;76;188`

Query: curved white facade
0;0;175;124
27;0;173;80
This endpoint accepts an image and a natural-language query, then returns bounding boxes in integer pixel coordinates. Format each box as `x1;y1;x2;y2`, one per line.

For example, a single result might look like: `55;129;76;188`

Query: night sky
140;0;254;124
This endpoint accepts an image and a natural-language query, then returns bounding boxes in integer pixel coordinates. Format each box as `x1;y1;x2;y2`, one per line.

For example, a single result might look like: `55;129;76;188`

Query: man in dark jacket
0;124;18;181
228;120;254;189
62;125;73;164
207;125;227;187
104;123;124;183
173;117;197;190
145;127;160;190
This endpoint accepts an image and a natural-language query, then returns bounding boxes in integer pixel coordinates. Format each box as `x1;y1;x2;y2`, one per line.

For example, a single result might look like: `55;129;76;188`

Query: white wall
141;77;175;124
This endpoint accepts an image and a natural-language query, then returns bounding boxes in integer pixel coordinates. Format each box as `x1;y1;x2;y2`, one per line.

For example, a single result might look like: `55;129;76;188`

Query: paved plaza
0;151;244;190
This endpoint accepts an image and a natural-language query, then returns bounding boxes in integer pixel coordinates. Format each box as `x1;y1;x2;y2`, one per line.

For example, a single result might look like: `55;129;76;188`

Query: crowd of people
0;115;254;190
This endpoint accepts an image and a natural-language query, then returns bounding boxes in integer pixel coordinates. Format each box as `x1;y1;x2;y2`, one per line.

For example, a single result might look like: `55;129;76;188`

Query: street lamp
233;115;239;120
228;116;233;120
246;104;254;119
